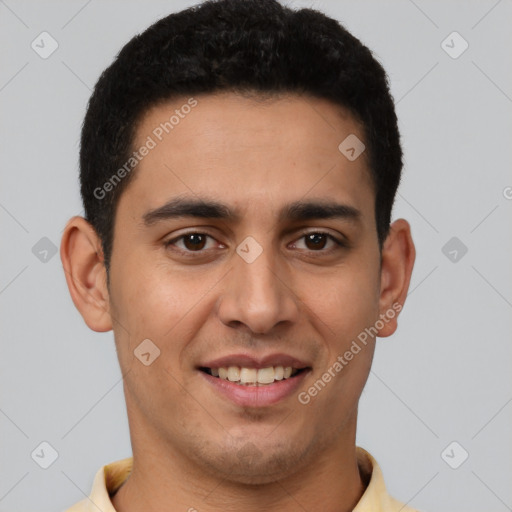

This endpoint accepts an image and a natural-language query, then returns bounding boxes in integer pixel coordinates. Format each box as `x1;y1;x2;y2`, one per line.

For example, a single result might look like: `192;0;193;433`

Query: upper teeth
211;366;295;385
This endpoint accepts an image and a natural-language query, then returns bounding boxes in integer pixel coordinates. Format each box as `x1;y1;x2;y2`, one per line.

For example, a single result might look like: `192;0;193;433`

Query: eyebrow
142;196;361;226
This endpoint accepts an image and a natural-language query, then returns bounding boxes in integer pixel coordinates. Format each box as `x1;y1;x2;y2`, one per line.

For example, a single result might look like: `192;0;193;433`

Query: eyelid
164;228;348;255
291;229;347;249
164;230;221;250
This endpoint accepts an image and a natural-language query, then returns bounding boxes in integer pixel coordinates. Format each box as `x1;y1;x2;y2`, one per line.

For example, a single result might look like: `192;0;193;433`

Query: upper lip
199;353;311;370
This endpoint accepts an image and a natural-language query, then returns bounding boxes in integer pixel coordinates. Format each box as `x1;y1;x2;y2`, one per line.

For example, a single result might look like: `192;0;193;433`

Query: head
61;0;414;486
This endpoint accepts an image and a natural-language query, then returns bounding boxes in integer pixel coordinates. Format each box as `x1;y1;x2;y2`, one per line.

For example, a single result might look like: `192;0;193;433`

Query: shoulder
355;446;425;512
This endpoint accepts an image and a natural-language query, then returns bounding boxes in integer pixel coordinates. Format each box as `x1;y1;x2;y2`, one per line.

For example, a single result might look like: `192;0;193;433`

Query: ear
376;218;415;337
60;216;112;332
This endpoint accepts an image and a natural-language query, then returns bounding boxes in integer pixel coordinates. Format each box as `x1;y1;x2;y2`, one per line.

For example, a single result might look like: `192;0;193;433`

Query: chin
199;437;312;485
211;458;297;486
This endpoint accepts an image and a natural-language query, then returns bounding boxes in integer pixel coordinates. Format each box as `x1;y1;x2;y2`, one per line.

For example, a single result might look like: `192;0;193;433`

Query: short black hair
80;0;403;272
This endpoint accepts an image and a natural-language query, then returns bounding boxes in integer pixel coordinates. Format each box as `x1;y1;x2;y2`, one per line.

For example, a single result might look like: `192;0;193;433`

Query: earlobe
60;216;113;332
376;219;415;338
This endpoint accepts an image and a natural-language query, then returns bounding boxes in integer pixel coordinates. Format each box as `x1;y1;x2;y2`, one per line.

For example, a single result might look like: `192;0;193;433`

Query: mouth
197;354;312;407
199;365;308;386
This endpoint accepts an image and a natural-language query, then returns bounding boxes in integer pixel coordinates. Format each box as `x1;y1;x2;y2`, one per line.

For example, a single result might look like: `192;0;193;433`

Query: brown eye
165;233;217;253
293;232;344;252
304;233;328;250
182;233;207;251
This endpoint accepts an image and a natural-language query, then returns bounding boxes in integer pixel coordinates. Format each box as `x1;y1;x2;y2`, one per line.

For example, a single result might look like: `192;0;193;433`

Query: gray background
1;1;511;511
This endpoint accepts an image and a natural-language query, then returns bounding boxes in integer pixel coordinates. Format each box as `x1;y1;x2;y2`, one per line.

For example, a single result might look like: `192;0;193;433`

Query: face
68;92;413;485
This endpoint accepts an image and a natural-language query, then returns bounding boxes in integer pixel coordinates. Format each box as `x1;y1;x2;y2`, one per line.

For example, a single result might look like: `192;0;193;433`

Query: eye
291;232;345;252
164;230;346;257
165;232;221;253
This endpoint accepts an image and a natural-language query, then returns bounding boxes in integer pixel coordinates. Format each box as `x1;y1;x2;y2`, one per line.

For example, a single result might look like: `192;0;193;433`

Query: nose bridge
217;235;299;334
239;239;280;302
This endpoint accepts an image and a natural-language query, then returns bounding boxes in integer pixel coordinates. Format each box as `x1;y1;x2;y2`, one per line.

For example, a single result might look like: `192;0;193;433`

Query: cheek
297;257;379;411
113;258;192;331
109;256;219;372
108;261;201;413
301;277;377;428
303;262;380;343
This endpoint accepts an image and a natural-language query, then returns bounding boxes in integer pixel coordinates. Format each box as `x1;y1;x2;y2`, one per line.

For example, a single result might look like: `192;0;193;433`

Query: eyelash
163;231;347;257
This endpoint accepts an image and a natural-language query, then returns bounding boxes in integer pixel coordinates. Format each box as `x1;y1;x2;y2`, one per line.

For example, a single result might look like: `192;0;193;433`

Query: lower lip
199;370;309;407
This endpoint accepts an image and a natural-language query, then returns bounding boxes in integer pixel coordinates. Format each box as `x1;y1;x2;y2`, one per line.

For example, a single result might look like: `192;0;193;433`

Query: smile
200;365;305;386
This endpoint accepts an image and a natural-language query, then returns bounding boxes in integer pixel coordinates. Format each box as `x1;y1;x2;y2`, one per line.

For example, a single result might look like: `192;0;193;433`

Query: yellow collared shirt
65;446;420;512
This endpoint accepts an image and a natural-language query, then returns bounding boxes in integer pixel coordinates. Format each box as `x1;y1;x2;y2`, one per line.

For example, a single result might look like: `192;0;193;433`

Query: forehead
122;92;374;222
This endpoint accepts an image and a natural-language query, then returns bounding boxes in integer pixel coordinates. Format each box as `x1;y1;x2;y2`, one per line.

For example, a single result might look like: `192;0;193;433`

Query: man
61;0;417;510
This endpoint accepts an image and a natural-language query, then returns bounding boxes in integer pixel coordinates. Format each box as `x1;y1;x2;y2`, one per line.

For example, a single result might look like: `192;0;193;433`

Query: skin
61;92;415;512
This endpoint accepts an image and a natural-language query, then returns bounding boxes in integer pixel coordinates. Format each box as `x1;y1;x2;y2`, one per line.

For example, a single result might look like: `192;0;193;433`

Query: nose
216;240;300;335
